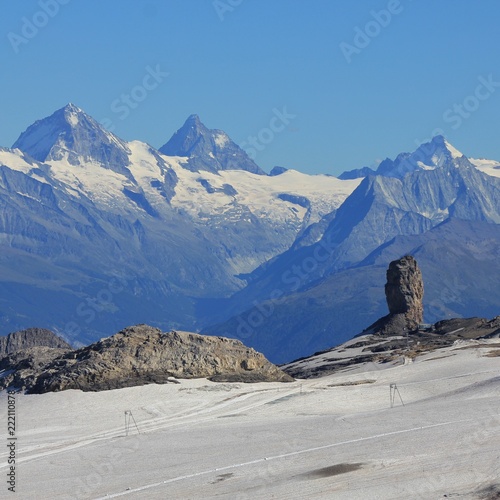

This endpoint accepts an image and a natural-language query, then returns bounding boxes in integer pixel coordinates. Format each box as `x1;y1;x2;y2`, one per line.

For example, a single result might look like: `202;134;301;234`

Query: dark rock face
362;255;424;336
15;324;293;394
0;328;71;356
0;347;71;391
269;166;288;176
385;255;424;327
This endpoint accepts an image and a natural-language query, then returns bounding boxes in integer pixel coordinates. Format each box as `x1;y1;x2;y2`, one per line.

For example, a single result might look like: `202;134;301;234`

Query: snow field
0;341;498;499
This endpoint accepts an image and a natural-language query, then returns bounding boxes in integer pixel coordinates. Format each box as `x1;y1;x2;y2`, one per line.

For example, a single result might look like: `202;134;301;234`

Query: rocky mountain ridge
0;327;71;356
159;114;265;175
282;316;500;379
0;324;293;393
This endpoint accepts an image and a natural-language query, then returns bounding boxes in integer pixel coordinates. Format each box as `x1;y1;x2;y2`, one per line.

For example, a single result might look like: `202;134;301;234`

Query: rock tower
385;255;424;328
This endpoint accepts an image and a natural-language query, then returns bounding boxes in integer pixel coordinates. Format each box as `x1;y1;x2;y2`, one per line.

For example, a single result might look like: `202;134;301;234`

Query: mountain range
1;104;499;362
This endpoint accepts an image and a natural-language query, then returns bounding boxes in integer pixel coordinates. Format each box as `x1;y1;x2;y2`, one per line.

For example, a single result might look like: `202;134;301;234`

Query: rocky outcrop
0;347;71;391
18;325;293;393
0;328;71;356
385;255;424;327
364;255;424;336
283;314;500;379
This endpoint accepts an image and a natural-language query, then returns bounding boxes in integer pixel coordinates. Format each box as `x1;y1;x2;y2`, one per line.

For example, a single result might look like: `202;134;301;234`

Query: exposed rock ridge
0;324;293;393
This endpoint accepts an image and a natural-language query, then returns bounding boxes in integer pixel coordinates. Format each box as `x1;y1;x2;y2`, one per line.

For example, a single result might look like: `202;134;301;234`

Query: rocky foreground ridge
0;325;293;393
283;315;500;378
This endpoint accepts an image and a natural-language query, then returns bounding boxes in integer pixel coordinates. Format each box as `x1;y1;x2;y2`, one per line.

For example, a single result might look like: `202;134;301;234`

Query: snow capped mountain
12;104;132;176
375;135;464;178
339;135;499;180
159;114;265;175
0;104;360;343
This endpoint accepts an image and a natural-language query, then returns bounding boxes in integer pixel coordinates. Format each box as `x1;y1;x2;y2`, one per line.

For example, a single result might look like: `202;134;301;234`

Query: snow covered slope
1;340;498;499
469;157;500;178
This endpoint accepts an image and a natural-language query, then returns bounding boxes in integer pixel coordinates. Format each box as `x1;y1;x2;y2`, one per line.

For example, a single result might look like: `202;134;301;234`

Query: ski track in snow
93;418;473;499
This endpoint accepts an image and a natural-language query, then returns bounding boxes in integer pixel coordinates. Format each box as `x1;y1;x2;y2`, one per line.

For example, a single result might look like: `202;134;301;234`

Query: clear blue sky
1;0;500;175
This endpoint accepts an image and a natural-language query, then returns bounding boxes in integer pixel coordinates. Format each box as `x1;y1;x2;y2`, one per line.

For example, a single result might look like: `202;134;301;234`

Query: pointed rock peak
269;166;289;176
159;115;265;175
180;114;210;136
63;102;83;113
186;114;202;125
61;102;84;122
409;135;465;166
423;135;462;158
374;136;467;179
341;136;468;181
12;104;131;173
430;134;446;146
412;135;463;160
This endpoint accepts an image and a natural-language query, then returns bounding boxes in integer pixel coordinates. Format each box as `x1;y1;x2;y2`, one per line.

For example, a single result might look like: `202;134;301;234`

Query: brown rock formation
385;255;424;327
24;324;293;393
0;347;71;391
362;255;424;335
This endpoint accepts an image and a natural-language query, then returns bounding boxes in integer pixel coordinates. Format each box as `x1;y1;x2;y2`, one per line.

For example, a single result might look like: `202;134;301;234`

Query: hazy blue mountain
338;166;376;180
159;114;265;175
204;151;500;327
1;105;354;345
339;135;464;180
202;142;500;361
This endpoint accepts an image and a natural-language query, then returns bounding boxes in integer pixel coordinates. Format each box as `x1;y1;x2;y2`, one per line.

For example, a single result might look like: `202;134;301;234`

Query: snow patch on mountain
444;139;463;159
469;158;500;178
214;132;230;148
0;148;47;181
46;157;131;208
